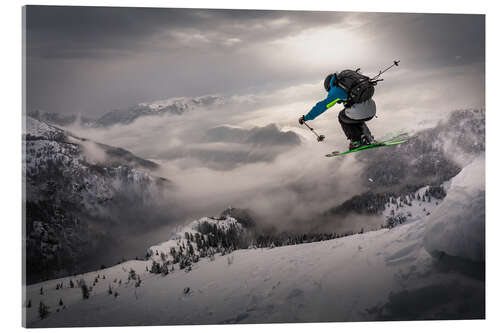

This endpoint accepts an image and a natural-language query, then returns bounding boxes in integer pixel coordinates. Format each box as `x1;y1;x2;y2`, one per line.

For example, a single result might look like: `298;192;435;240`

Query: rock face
24;117;172;284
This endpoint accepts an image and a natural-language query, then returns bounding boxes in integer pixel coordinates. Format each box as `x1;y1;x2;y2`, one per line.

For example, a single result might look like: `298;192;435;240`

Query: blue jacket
304;75;348;121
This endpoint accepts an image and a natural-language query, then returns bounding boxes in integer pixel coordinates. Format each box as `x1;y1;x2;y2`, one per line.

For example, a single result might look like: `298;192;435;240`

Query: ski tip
325;151;340;157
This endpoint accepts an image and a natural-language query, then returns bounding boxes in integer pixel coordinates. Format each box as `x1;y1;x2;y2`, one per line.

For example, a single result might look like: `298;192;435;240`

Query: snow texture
423;156;485;262
24;158;485;327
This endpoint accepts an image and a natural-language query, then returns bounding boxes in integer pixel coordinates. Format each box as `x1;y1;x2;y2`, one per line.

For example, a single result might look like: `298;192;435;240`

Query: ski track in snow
24;160;484;326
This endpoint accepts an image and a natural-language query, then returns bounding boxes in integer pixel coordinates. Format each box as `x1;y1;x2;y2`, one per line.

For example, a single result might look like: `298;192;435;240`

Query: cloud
64;86;377;231
23;7;485;271
25;7;484;119
58;72;484;245
26;6;484;236
25;6;349;60
155;123;302;170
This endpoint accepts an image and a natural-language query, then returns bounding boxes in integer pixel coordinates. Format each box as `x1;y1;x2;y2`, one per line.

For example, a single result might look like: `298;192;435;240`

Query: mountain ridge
24;117;173;284
28;95;225;128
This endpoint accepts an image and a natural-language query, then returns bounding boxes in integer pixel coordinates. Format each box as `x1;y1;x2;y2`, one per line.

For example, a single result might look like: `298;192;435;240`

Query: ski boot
361;133;375;145
349;140;362;150
349;134;374;150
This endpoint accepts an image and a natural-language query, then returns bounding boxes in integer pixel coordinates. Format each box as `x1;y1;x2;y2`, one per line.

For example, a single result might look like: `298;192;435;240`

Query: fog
66;61;483;236
24;7;485;261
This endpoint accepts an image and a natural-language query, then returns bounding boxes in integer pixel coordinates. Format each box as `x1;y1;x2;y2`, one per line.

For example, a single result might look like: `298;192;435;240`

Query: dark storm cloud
24;5;352;115
352;13;485;68
25;6;348;59
24;6;484;119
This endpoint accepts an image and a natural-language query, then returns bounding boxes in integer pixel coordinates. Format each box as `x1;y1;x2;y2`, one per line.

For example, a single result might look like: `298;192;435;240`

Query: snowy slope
24;158;485;327
424;156;485;261
381;183;450;225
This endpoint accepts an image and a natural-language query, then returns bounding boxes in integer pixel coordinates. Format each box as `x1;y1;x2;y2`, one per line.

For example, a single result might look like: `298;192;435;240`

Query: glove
298;115;305;125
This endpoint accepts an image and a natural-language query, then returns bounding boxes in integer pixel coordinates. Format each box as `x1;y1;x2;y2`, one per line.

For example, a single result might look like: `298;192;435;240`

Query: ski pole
302;122;325;142
371;60;400;81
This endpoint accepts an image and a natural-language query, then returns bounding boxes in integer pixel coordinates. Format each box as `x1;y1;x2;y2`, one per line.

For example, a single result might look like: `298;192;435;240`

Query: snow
142;95;225;111
423;156;485;262
25;116;64;139
24;117;161;211
23;158;485;326
381;183;450;225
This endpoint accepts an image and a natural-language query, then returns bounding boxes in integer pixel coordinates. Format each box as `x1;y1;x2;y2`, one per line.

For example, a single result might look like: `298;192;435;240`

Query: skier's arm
303;95;343;121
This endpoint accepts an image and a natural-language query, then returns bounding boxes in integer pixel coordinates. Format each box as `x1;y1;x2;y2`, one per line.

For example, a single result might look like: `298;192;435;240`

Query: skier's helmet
324;73;334;92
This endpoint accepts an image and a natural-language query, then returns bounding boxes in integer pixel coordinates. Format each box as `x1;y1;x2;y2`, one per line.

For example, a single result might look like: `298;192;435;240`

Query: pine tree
128;269;137;281
161;262;169;276
38;301;50;319
80;280;90;299
135;276;142;288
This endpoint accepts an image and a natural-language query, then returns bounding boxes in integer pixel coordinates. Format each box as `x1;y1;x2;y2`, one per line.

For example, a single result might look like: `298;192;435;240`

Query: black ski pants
338;109;374;142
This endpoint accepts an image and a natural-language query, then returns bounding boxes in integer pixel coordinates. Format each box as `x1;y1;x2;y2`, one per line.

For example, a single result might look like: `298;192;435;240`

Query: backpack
335;69;376;106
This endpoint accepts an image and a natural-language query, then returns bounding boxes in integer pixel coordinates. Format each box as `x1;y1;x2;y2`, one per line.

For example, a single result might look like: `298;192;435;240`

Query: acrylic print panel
22;5;485;327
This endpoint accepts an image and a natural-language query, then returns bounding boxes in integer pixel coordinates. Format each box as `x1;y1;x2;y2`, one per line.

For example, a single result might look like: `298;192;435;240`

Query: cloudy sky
24;6;485;240
25;6;484;116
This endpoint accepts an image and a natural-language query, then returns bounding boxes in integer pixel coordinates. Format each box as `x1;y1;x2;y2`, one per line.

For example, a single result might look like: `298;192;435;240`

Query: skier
299;72;377;150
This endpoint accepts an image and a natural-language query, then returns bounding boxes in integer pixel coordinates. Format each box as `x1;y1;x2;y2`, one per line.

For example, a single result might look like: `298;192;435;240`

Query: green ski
326;134;409;158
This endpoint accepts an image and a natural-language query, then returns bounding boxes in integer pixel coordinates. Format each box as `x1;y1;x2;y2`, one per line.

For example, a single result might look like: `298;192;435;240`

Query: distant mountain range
28;95;225;128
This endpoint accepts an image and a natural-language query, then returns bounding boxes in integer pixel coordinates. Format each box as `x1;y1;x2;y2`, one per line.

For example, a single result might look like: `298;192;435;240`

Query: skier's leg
342;99;376;144
338;110;364;141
